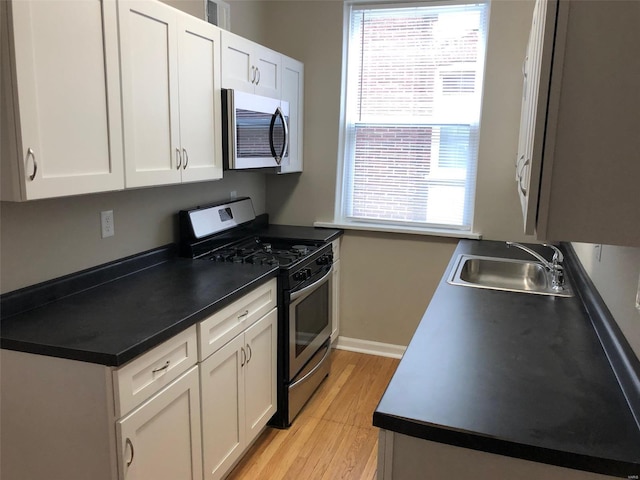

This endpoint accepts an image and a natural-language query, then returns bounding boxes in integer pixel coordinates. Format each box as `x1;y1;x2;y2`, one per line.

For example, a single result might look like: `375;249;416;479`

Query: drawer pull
125;437;135;467
152;360;170;374
238;310;249;320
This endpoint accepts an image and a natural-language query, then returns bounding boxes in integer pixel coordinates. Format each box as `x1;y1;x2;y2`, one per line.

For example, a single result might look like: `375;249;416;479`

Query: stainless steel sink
447;254;573;297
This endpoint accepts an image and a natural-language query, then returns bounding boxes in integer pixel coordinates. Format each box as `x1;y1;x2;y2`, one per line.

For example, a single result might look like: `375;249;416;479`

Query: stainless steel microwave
222;89;289;170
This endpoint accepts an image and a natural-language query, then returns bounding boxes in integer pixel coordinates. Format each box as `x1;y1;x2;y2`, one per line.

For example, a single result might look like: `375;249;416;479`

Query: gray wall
0;173;265;293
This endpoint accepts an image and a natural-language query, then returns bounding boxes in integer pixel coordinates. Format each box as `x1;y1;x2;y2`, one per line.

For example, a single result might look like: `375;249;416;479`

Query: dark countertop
0;221;341;368
1;254;278;366
258;224;342;244
373;240;640;478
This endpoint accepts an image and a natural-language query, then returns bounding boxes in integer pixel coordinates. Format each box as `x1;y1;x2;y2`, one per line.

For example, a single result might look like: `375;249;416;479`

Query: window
337;1;489;233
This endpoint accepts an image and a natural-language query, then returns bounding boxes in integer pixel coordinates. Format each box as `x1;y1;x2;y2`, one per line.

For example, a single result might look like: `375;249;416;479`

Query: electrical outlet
101;210;114;238
230;190;237;199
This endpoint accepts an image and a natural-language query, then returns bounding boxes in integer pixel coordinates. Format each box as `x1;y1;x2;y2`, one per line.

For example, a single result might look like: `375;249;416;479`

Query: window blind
340;1;489;231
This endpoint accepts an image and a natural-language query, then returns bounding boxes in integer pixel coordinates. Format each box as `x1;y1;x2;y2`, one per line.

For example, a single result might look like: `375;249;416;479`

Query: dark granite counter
374;240;640;478
258;224;342;244
0;247;278;366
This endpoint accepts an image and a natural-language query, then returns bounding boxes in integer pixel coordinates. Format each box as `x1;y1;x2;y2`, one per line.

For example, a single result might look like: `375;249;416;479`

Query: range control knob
293;269;310;281
316;254;331;265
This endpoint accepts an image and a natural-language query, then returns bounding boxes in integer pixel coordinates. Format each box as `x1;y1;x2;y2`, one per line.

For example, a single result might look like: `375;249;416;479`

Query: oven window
295;282;329;356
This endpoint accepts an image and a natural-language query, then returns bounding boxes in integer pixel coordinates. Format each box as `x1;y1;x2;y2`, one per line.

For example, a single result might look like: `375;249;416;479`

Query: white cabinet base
378;431;620;480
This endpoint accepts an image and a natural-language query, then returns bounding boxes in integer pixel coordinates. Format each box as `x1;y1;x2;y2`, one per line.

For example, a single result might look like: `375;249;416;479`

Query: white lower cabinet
201;308;278;480
0;284;278;480
117;366;203;480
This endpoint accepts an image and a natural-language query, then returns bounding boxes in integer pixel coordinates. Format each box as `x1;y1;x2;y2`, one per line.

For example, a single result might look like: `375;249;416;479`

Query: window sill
313;220;482;240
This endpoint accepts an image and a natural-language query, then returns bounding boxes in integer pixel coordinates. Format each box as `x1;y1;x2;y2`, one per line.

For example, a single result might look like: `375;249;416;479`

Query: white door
516;0;557;234
244;308;277;443
117;366;202;480
279;56;304;173
253;47;281;98
201;334;246;480
119;0;182;188
8;0;124;200
177;14;223;183
220;31;255;92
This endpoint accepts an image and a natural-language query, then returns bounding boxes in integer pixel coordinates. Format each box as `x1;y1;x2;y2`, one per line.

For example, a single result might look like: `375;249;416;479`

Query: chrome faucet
506;242;565;291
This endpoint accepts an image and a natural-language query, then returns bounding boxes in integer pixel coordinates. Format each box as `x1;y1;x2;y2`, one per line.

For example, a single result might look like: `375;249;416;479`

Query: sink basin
447;254;573;297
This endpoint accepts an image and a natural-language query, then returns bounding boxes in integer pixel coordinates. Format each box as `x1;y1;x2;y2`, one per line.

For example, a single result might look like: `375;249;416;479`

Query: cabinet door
279;56;304;174
253;46;281;98
119;0;181;188
177;14;223;183
516;0;557;235
117;366;202;480
220;31;255;92
244;308;277;443
5;0;124;200
201;334;246;480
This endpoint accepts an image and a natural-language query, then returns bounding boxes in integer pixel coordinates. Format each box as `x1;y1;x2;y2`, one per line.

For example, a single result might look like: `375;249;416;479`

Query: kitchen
1;0;639;479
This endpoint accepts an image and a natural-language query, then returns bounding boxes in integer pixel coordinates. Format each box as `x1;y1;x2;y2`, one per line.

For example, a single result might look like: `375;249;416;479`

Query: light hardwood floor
226;349;400;480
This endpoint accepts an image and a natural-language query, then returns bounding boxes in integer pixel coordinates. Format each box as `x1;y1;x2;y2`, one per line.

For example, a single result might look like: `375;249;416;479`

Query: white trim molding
334;337;406;359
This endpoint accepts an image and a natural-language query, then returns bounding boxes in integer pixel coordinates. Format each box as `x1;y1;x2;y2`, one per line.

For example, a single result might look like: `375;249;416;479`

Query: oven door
288;266;332;380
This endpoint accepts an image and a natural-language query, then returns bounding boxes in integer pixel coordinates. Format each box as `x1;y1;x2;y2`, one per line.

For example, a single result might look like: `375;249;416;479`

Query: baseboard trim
334;336;406;359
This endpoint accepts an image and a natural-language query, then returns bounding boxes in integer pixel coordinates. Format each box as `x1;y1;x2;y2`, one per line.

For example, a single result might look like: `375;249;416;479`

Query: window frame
330;0;489;239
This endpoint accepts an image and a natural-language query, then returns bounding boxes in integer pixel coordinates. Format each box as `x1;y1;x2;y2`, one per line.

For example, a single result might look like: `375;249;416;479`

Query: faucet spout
505;241;566;291
505;242;553;270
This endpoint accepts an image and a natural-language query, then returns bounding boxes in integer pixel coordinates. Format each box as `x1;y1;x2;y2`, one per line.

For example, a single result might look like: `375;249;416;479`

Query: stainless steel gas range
179;197;337;427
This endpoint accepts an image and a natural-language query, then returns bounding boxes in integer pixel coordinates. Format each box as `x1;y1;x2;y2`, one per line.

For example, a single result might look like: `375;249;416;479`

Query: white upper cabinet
279;56;304;174
220;30;281;98
515;0;555;235
0;0;124;201
178;15;223;183
119;0;222;188
517;0;640;246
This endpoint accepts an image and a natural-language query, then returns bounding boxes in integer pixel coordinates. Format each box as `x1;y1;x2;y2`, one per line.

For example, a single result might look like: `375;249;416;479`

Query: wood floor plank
225;349;399;480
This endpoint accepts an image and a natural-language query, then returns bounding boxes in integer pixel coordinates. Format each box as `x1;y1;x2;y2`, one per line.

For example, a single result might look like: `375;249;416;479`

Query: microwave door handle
280;107;289;161
269;107;287;165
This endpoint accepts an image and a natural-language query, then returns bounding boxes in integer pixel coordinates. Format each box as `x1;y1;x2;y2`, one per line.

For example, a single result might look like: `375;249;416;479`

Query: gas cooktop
203;237;320;267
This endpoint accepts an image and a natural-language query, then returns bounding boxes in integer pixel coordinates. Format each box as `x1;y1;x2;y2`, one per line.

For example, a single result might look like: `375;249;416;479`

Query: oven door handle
289;342;331;389
290;265;333;302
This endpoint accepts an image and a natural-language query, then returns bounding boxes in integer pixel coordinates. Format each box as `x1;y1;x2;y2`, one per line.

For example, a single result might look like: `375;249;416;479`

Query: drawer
199;278;277;361
113;325;197;417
